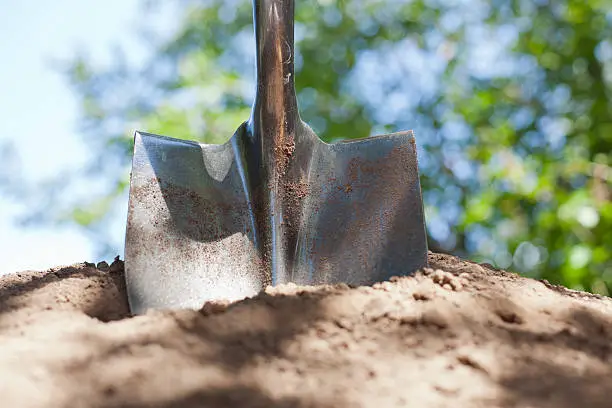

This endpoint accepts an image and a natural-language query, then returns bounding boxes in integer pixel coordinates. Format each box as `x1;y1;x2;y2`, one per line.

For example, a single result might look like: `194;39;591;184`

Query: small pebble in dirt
421;268;435;276
480;263;497;270
413;292;432;301
496;310;523;325
456;355;488;374
109;256;124;273
334;318;353;330
372;281;394;292
200;300;231;316
428;269;464;291
96;261;110;271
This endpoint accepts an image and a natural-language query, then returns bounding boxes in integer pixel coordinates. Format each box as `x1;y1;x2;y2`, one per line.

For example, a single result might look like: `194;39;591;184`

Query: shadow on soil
67;288;348;408
498;357;611;408
0;262;130;323
115;384;338;408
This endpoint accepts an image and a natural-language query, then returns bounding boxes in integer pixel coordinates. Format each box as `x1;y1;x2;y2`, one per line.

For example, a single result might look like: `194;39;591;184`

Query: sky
0;1;175;274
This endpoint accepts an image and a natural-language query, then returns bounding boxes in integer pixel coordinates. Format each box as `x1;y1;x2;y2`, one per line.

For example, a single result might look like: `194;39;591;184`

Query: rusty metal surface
124;0;428;314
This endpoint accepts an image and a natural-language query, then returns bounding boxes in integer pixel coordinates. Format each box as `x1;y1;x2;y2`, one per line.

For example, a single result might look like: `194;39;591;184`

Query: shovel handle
252;0;298;121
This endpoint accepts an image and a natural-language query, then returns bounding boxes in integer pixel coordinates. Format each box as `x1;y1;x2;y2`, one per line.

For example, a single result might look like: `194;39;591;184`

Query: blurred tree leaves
19;0;612;293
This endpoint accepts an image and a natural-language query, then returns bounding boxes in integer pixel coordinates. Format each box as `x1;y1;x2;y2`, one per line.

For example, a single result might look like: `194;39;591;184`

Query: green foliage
40;0;612;293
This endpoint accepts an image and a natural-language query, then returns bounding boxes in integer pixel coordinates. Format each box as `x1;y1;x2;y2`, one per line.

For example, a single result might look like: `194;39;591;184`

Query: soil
1;252;611;408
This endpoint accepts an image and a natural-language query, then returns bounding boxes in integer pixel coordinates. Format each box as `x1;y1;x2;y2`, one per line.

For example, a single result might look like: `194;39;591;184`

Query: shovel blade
125;125;428;314
125;0;428;314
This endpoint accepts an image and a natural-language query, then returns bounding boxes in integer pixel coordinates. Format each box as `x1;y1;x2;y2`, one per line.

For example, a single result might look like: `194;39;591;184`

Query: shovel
124;0;428;314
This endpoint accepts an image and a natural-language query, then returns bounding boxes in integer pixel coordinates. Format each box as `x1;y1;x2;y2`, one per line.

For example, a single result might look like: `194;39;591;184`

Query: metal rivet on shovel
124;0;428;314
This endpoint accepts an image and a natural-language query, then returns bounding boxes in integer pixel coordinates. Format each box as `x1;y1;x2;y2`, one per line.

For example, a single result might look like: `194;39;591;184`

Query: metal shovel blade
124;0;428;314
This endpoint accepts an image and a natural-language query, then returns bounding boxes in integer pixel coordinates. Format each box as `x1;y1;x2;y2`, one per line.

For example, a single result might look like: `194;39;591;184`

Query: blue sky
0;1;175;273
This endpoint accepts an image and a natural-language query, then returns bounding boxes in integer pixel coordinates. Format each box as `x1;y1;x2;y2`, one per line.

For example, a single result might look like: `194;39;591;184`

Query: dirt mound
1;252;611;407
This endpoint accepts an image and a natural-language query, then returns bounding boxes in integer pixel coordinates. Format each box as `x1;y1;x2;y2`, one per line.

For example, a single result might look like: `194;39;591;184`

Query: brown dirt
1;252;611;408
274;134;295;175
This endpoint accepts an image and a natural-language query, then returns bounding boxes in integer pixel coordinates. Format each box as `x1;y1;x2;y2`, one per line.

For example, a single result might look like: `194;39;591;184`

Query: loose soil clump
1;252;611;407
